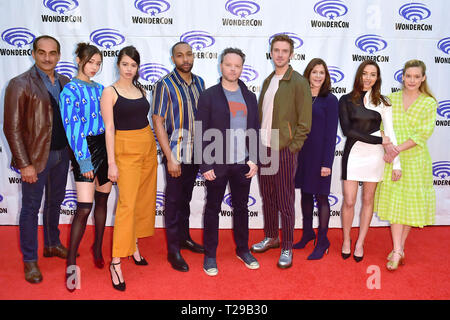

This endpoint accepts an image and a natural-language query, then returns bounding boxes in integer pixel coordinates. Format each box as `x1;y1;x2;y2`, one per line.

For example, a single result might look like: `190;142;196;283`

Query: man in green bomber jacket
251;34;312;269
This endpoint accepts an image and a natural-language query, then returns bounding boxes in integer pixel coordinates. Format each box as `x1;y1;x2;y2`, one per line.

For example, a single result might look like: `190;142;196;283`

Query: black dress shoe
168;252;189;272
180;239;205;253
24;261;43;284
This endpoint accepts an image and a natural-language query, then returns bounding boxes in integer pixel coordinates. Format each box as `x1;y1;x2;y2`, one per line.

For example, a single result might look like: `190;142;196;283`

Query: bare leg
389;224;404;265
401;225;412;251
341;180;358;254
354;182;377;257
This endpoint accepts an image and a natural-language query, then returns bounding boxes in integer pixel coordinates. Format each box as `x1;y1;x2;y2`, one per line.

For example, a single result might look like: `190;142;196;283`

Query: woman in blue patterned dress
59;43;111;291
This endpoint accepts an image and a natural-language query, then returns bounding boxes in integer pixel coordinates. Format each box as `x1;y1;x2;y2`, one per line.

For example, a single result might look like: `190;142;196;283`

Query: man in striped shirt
152;42;205;272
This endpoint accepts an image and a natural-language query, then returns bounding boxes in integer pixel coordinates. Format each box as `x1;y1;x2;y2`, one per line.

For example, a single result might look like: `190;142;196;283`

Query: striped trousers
258;147;298;250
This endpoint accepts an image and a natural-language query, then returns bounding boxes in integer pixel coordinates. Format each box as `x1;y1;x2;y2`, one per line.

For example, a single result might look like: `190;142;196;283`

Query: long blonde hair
402;59;436;101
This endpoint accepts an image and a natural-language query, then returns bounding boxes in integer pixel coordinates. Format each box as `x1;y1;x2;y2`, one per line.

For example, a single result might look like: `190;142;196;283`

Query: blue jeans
20;147;70;262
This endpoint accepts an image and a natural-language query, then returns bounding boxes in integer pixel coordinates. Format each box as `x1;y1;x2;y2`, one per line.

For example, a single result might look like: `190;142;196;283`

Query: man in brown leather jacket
3;35;71;284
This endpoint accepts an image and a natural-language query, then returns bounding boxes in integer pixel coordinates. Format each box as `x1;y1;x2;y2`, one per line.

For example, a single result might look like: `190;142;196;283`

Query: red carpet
0;225;448;300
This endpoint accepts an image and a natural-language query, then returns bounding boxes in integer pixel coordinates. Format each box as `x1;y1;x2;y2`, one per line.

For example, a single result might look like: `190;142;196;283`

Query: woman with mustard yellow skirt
101;46;157;291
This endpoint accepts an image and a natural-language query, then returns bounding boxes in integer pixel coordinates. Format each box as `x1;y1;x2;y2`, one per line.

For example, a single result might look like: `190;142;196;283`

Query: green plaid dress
374;91;437;227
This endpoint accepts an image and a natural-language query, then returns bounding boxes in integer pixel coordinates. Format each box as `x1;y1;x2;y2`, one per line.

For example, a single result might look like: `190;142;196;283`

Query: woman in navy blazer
293;58;339;260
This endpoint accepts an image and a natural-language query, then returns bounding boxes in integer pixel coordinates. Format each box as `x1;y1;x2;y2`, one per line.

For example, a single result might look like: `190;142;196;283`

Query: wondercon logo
398;2;431;23
156;191;165;208
139;63;170;84
240;65;258;82
90;28;125;49
180;30;215;51
223;193;256;207
0;194;3;202
437;100;450;119
328;66;344;83
225;0;260;18
313;0;348;19
1;27;35;48
10;164;20;174
43;0;79;14
437;37;450;55
336;135;341;145
134;0;170;15
432;161;450;179
55;61;77;79
269;32;303;49
394;69;403;84
355;34;387;54
62;189;77;209
314;194;338;208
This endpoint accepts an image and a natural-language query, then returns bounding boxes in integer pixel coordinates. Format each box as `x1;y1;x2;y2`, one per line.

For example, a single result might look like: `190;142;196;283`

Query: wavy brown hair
351;60;390;106
303;58;331;97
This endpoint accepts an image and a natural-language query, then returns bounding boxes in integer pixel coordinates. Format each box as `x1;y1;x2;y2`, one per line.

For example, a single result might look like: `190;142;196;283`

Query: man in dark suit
3;35;71;283
195;48;260;276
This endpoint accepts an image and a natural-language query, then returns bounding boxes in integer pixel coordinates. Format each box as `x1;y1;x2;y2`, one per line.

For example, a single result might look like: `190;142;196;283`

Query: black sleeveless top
112;86;150;130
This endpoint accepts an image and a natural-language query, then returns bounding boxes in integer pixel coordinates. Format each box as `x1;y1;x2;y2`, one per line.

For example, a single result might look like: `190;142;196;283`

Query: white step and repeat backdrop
0;0;449;229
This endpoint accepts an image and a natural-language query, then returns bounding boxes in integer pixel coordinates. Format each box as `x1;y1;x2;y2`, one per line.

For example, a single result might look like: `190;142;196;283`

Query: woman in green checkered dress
374;60;437;271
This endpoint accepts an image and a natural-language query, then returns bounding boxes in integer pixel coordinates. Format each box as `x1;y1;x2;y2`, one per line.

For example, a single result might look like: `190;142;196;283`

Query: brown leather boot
24;261;43;284
43;244;69;259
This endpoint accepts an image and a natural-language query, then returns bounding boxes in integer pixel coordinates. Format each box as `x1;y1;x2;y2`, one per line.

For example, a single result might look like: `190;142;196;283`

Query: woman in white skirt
338;60;400;262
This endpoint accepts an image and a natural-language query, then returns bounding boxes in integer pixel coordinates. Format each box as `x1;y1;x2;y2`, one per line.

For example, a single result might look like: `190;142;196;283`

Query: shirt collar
172;68;197;87
35;64;59;83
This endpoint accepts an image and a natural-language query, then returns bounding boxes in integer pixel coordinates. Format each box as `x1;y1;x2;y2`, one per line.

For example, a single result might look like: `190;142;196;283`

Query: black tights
301;191;330;233
67;190;109;266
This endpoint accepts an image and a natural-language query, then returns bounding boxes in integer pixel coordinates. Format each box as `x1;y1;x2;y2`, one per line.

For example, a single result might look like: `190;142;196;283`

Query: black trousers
203;164;252;258
163;159;199;254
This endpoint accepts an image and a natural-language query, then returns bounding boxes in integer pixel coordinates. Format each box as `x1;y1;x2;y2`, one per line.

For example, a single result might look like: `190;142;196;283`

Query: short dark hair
303;58;331;97
220;47;245;64
32;35;61;54
171;41;191;56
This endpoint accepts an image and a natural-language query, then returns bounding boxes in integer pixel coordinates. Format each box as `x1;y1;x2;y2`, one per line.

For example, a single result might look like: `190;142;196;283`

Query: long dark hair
75;42;102;74
351;60;390;106
117;45;144;94
303;58;331;97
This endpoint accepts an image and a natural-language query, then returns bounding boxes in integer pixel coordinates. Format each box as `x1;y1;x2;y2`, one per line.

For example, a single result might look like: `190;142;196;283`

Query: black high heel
109;261;126;291
353;244;364;263
130;241;148;265
341;240;351;260
130;254;148;266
